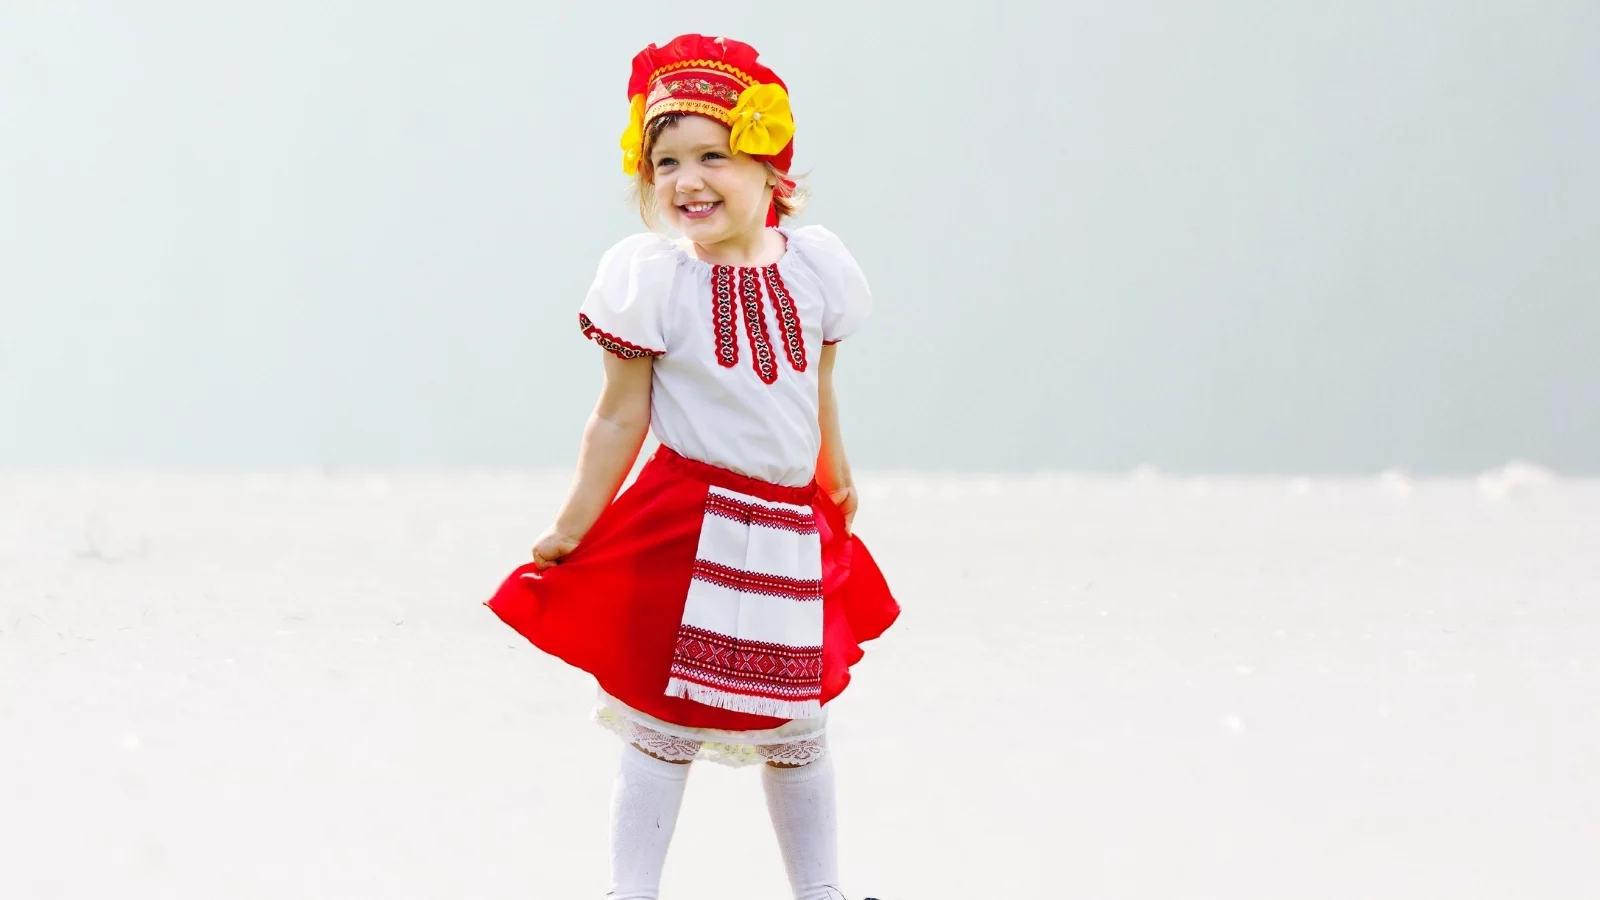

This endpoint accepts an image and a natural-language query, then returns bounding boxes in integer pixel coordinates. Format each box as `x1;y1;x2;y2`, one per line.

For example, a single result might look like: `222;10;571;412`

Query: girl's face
648;115;772;244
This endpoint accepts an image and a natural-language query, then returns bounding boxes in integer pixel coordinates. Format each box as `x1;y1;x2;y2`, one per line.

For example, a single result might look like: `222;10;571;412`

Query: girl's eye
656;157;677;168
702;152;724;161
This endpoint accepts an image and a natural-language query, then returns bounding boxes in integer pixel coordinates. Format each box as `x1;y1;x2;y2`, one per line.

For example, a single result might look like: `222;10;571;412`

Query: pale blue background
3;1;1596;473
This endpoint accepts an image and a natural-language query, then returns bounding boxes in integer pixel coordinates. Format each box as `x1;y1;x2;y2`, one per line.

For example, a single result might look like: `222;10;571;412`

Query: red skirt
485;446;900;732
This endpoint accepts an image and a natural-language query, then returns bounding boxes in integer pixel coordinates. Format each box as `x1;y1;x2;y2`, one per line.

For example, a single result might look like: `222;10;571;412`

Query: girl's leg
608;742;697;900
760;740;844;900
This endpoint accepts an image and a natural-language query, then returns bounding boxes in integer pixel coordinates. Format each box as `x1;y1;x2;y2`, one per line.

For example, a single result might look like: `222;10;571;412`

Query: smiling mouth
679;201;720;219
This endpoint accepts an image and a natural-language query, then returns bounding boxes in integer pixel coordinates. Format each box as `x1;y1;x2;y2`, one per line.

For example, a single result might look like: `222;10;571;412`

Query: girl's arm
530;352;654;567
815;343;858;533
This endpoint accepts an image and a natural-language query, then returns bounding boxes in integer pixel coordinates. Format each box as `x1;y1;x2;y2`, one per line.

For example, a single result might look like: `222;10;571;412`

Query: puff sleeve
576;234;678;359
789;225;872;344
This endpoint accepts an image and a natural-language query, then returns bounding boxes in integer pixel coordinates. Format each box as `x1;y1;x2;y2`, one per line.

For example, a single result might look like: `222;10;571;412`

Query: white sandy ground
2;468;1598;900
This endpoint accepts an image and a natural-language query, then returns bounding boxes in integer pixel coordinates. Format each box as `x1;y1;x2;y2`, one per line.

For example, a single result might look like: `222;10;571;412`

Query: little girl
485;33;898;900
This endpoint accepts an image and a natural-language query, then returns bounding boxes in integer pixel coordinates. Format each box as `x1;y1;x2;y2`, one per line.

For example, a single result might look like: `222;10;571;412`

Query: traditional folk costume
487;33;897;764
483;33;897;900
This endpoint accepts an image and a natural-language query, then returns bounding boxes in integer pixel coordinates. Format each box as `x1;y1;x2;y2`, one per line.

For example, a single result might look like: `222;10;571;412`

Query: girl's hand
828;484;858;535
530;527;582;570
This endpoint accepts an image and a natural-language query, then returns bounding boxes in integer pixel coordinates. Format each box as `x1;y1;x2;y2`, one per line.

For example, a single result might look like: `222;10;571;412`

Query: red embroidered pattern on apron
668;485;828;716
690;560;822;600
704;493;818;534
672;626;824;698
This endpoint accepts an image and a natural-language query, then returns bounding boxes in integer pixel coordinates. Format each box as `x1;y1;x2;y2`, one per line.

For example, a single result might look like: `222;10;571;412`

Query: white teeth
683;202;716;213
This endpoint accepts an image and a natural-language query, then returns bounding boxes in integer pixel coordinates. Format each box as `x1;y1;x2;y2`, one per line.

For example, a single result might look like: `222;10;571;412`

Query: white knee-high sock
608;746;693;900
761;754;843;900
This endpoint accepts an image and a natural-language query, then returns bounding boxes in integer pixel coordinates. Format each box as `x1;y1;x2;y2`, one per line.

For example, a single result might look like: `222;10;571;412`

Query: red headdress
619;35;796;225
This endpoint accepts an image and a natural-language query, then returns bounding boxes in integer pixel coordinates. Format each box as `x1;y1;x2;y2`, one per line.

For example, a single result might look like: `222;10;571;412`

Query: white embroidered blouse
577;225;872;487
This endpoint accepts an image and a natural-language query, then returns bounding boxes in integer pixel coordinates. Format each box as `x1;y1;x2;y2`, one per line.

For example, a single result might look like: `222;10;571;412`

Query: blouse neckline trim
658;227;793;274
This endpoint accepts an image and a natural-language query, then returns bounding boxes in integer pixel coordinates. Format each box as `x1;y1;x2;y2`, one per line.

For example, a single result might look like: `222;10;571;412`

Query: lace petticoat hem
593;691;828;767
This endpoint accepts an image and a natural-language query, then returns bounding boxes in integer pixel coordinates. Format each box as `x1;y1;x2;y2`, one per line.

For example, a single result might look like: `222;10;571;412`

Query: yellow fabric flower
728;83;794;157
619;93;645;176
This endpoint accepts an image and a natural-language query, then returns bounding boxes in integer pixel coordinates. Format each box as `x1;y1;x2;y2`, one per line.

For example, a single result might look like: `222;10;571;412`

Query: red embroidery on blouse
762;264;808;373
738;267;779;384
579;313;662;359
710;266;740;368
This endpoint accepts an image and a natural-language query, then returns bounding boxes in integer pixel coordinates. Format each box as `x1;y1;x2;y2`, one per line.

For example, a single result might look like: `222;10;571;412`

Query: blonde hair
631;113;808;232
